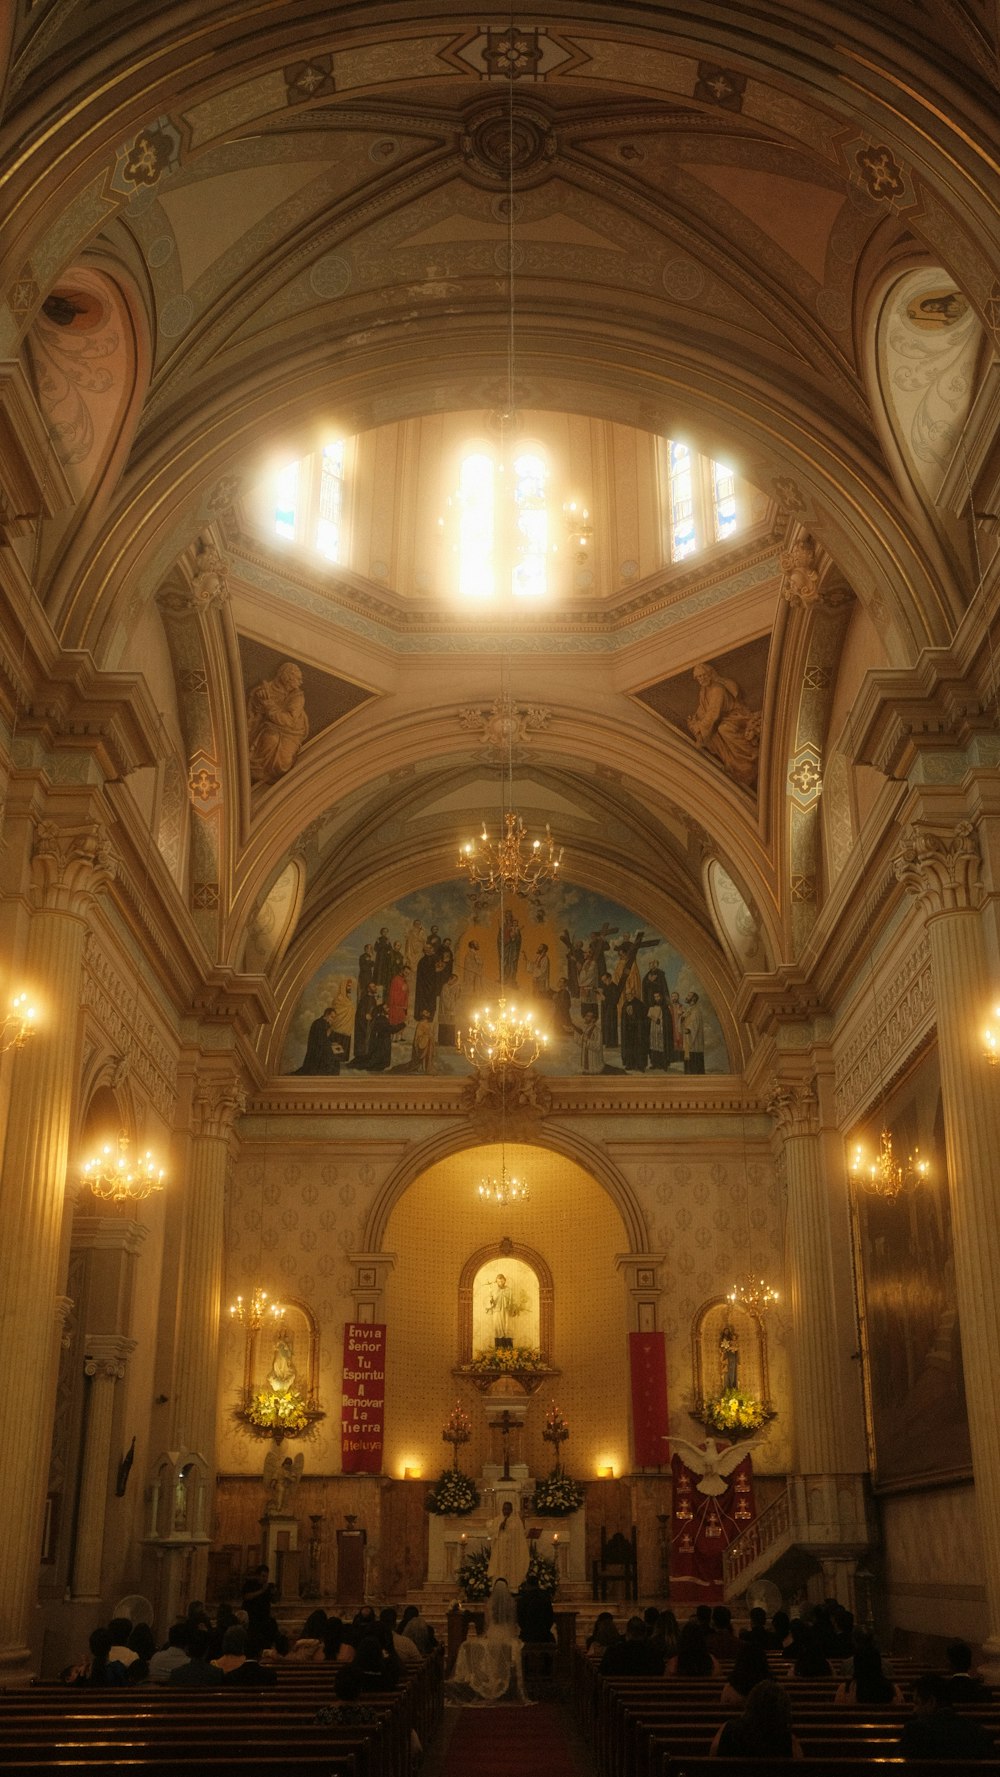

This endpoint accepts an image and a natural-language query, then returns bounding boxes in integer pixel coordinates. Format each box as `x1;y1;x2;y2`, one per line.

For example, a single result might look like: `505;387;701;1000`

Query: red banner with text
341;1323;386;1474
629;1330;669;1467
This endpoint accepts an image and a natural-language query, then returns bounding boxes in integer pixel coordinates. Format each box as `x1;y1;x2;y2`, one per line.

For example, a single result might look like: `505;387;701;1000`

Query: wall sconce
403;1465;421;1481
600;1465;614;1479
984;1006;1000;1065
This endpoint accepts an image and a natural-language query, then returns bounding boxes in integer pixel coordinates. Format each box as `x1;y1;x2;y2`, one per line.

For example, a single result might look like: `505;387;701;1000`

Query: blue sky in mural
283;878;728;1076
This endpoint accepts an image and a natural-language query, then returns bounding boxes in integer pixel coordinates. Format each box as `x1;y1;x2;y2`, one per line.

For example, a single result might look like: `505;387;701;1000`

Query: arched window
457;451;495;597
272;441;352;562
454;444;549;598
512;450;548;597
665;440;743;560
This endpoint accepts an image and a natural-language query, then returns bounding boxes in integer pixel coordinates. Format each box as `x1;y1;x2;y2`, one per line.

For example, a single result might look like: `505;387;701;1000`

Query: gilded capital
192;1076;247;1140
894;819;982;917
766;1077;819;1140
30;817;118;914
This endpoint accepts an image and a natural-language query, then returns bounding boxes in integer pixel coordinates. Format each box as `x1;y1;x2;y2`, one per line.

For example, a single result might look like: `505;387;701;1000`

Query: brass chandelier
849;1127;929;1203
82;1132;166;1205
458;810;562;908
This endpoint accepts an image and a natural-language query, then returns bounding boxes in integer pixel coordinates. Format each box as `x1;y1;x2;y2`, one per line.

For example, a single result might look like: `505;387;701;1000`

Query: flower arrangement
531;1471;585;1516
457;1546;491;1600
702;1388;772;1435
240;1386;320;1440
527;1550;558;1593
425;1468;481;1516
467;1347;547;1375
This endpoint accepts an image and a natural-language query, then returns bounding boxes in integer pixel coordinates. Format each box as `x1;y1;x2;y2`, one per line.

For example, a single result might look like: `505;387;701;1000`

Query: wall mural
851;1046;972;1491
283;878;729;1076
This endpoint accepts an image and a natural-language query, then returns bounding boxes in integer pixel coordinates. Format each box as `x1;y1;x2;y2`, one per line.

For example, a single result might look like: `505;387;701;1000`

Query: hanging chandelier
849;1127;929;1202
228;1284;283;1329
478;1169;529;1208
727;1274;780;1316
82;1132;166;1204
0;991;37;1053
458;811;562;908
459;997;546;1072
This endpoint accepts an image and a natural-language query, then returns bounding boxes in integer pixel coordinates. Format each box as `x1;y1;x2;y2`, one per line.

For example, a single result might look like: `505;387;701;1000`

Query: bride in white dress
447;1579;531;1704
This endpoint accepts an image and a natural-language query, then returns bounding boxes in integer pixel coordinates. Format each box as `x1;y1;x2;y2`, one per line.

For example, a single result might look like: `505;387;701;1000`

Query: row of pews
574;1651;1000;1776
0;1651;442;1777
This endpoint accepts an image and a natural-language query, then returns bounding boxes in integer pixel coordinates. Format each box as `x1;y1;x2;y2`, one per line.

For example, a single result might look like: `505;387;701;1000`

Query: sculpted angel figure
666;1434;765;1496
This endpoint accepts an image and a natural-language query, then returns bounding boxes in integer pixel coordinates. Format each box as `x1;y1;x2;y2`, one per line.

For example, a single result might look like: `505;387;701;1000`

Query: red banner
629;1330;669;1467
670;1448;756;1603
341;1323;386;1474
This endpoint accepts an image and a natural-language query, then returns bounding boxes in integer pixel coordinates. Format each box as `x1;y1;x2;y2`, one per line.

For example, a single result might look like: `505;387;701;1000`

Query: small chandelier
82;1132;166;1204
984;1006;1000;1064
478;1170;529;1208
459;997;546;1072
458;810;563;909
228;1285;284;1329
0;991;37;1053
850;1127;929;1202
727;1274;780;1316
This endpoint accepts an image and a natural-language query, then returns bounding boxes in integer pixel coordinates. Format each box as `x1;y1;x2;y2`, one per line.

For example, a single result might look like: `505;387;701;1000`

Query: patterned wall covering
217;1135;790;1480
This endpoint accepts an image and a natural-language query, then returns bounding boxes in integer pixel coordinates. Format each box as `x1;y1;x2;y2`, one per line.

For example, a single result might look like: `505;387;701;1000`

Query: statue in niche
485;1271;529;1348
472;1256;540;1353
267;1325;296;1396
246;661;309;784
719;1323;739;1391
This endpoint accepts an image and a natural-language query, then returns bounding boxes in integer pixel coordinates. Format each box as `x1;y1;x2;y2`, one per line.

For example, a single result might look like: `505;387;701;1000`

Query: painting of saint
851;1048;971;1490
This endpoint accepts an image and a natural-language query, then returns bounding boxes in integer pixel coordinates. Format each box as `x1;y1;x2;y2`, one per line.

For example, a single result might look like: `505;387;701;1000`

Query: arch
362;1123;648;1255
458;1240;555;1364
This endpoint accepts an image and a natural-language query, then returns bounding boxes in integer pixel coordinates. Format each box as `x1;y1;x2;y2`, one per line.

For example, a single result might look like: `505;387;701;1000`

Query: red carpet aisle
439;1703;591;1777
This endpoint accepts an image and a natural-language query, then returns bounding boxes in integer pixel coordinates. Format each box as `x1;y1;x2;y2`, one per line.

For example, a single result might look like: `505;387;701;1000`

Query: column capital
766;1077;819;1140
894;819;982;918
192;1074;247;1140
83;1334;136;1380
30;815;118;915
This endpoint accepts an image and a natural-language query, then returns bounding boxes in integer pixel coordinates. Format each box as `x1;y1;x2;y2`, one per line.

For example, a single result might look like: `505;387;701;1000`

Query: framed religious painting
849;1045;972;1492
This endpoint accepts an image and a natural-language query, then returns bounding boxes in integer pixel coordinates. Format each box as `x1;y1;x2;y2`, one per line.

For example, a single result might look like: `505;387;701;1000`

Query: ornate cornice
248;1075;757;1120
734;966;824;1037
833;930;935;1126
81;931;178;1122
851;661;997;782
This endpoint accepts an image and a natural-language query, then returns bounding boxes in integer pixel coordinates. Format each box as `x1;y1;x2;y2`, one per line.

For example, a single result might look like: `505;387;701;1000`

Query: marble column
72;1335;135;1601
0;816;116;1680
768;1077;865;1476
895;817;1000;1652
170;1074;245;1464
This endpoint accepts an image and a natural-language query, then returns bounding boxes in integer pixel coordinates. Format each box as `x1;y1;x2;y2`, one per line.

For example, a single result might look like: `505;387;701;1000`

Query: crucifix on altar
488;1406;523;1479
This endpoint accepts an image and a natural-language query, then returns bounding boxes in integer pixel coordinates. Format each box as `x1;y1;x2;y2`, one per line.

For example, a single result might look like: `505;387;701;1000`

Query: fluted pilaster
896;818;1000;1649
71;1335;135;1600
170;1075;245;1460
0;817;115;1677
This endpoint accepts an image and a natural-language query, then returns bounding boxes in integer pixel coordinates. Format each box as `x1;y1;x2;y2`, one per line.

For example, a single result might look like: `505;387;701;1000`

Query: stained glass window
512;451;547;597
274;459;299;541
316;441;345;561
668;440;697;561
458;451;495;597
712;459;738;542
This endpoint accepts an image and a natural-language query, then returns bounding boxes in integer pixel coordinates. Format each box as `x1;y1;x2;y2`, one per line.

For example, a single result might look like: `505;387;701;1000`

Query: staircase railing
723;1485;790;1587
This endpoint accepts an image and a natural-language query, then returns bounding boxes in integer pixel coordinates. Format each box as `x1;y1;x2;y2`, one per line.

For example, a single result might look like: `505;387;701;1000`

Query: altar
427;1465;586;1589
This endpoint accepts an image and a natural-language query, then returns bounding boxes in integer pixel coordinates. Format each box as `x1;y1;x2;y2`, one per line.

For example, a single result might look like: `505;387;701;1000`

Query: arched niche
240;1296;320;1415
458;1239;554;1365
691;1297;772;1415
